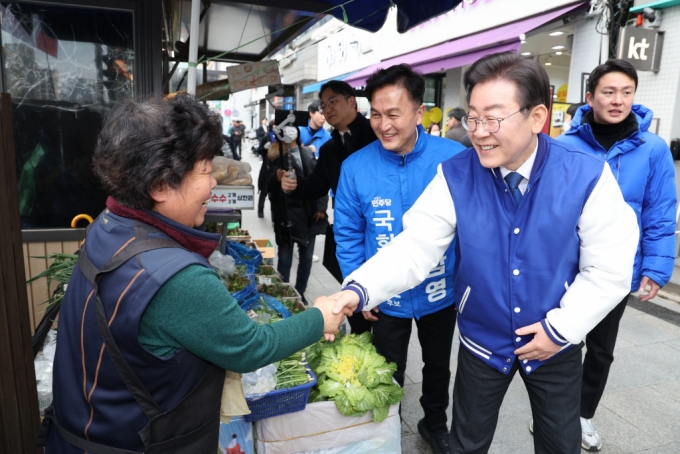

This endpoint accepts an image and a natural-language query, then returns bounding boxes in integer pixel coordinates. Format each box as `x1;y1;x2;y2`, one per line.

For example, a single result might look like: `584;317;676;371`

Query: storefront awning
343;2;586;87
302;71;358;94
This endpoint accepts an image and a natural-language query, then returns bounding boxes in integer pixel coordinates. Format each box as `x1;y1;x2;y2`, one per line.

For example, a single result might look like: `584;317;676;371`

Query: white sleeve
344;165;457;310
546;163;639;344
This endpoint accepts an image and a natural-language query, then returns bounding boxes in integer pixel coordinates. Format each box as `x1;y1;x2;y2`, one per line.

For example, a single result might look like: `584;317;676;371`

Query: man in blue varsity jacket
325;51;639;453
334;64;464;454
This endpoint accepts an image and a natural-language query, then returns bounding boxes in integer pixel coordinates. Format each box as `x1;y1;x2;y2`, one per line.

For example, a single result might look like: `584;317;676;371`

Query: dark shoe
417;419;450;454
258;211;264;218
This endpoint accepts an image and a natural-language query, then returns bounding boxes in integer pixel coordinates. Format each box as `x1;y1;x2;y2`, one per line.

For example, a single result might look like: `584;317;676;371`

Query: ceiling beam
209;0;333;13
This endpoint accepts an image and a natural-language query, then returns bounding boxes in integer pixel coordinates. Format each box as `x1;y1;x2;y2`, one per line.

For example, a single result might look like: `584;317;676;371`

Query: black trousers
346;312;373;335
450;344;583;454
258;190;266;213
581;293;630;419
372;304;457;433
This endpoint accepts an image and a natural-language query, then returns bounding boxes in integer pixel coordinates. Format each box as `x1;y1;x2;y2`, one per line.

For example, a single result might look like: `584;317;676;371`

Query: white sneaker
581;417;602;452
529;418;533;434
312;254;319;262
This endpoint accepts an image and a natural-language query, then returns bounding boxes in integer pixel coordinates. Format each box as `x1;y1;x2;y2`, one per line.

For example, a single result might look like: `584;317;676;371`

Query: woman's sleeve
139;265;324;372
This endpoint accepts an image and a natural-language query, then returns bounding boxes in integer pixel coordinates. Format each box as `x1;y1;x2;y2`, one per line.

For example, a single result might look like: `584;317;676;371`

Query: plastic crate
244;367;317;422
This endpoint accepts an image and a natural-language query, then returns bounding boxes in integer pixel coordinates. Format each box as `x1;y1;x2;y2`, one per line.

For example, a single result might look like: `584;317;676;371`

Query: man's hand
514;322;561;362
276;169;286;182
329;290;360;317
313;296;346;342
362;307;379;321
639;276;661;302
313;211;325;223
281;172;297;192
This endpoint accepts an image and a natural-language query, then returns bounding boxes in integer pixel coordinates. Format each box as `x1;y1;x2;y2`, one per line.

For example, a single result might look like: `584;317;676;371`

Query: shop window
1;2;134;229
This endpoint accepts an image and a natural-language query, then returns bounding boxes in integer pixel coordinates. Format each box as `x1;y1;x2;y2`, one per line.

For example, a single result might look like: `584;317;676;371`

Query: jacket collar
566;104;649;157
106;197;220;259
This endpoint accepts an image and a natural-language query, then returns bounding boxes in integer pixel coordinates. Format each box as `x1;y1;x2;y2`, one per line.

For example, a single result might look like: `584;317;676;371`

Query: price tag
258;276;273;285
207;185;254;210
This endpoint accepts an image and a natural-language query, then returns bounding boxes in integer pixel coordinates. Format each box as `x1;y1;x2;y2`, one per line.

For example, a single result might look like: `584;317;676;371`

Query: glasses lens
485;118;501;133
461;116;475;132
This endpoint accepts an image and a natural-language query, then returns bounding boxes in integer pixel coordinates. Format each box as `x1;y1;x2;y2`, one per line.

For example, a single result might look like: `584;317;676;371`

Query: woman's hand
313;296;346;341
276;169;287;182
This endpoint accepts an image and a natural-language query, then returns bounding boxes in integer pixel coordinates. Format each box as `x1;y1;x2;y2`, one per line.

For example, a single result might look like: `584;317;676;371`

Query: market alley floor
238;149;680;454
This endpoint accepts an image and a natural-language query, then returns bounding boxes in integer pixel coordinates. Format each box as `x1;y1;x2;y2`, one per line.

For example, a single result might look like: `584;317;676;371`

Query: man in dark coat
280;80;377;334
445;107;472;148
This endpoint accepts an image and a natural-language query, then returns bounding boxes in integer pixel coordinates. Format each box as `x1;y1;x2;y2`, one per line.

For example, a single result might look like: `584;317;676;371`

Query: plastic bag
225;240;262;269
212;156;253;185
210;250;237;276
240;294;292;319
241;364;277;397
35;329;57;415
255;401;401;454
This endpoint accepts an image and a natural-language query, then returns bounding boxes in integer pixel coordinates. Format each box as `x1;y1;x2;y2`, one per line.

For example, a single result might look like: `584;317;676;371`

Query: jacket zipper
401;156;405;166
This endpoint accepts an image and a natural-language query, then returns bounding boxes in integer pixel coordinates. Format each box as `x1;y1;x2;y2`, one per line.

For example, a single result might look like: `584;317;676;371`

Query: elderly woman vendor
40;94;343;453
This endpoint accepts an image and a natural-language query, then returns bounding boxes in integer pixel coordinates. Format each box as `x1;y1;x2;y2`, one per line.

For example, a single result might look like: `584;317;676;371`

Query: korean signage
317;27;379;81
617;26;664;73
226;61;281;93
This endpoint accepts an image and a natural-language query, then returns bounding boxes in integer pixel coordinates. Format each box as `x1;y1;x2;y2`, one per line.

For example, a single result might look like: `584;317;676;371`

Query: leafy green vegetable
311;333;403;422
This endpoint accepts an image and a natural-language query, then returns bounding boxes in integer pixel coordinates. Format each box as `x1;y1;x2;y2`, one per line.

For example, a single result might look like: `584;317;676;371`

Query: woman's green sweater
138;264;323;373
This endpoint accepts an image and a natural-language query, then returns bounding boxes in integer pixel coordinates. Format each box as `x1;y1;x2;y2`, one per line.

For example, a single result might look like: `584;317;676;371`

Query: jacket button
514;307;521;313
506;358;511;363
513;269;520;276
514;228;520;234
503;367;508;372
523;359;528;364
526;366;532;372
516;337;521;342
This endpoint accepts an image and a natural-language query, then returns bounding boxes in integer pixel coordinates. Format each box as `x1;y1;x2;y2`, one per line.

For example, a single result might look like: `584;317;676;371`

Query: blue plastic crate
244;367;316;422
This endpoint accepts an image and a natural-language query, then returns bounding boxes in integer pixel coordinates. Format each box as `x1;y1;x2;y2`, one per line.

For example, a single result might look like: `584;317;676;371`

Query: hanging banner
227;61;281;93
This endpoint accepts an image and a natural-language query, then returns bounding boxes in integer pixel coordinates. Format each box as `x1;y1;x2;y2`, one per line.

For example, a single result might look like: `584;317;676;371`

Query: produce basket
244;367;317;422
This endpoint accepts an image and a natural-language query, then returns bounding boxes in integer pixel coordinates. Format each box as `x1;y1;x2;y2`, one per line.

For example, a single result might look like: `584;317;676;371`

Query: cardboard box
252;238;274;259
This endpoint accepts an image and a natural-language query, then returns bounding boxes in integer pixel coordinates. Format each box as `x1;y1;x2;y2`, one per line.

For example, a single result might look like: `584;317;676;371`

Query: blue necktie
504;172;524;206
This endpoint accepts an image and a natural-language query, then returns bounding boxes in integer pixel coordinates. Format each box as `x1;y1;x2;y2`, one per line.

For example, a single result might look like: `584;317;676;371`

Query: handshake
312;290;362;341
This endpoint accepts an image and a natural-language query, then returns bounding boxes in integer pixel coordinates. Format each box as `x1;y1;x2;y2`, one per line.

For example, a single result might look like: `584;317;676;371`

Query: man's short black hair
308;100;322;114
448;107;466;121
464;51;550;113
318;80;356;100
364;63;425;106
588;59;638;94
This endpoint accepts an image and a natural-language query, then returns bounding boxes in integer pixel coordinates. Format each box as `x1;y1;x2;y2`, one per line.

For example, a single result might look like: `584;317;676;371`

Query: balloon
557;84;568;103
429;107;442;123
421;111;431;128
224;109;232;116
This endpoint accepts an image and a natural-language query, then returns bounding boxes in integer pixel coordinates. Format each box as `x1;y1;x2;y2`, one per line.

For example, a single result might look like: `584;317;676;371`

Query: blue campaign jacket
300;120;332;158
47;210;222;453
335;125;464;318
442;134;602;374
558;104;677;290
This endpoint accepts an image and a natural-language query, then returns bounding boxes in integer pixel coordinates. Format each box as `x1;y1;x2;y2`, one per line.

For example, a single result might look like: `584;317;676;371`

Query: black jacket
288;113;377;200
267;141;329;246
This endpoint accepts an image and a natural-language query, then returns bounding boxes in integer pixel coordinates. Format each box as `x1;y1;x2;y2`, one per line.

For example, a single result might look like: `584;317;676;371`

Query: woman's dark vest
39;209;226;453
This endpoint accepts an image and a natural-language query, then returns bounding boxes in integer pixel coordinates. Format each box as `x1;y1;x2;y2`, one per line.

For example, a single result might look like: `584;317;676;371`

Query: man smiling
323;51;639;453
334;64;464;454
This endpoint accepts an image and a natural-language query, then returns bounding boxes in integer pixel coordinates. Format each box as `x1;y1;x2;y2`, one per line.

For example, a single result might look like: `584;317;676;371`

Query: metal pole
187;0;201;95
600;6;610;63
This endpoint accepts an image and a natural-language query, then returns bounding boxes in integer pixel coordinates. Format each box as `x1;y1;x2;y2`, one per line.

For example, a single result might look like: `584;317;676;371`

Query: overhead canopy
344;2;586;87
169;0;465;63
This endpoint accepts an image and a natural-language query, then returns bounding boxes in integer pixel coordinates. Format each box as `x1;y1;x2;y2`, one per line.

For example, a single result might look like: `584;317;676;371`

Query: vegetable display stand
244;367;316;422
255;401;401;454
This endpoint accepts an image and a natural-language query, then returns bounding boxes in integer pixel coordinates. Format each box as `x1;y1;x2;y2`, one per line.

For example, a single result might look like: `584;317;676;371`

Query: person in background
445;107;471;147
231;119;245;160
554;59;676;452
256;117;268;144
300;100;332;158
326;51;638;454
41;94;343;453
563;102;585;134
334;64;464;454
256;120;275;218
280;80;378;336
268;125;328;303
427;122;441;136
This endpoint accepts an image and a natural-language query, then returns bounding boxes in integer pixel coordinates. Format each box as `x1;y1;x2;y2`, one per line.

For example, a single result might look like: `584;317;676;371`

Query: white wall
545;65;570;94
443;67;464;115
566;17;602;104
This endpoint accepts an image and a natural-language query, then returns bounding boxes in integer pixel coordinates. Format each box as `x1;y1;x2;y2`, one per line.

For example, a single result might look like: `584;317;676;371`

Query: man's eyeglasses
319;95;348;112
461;107;527;133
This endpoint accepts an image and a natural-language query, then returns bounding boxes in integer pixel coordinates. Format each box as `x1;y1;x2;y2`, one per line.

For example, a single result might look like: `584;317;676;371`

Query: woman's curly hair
93;93;224;209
